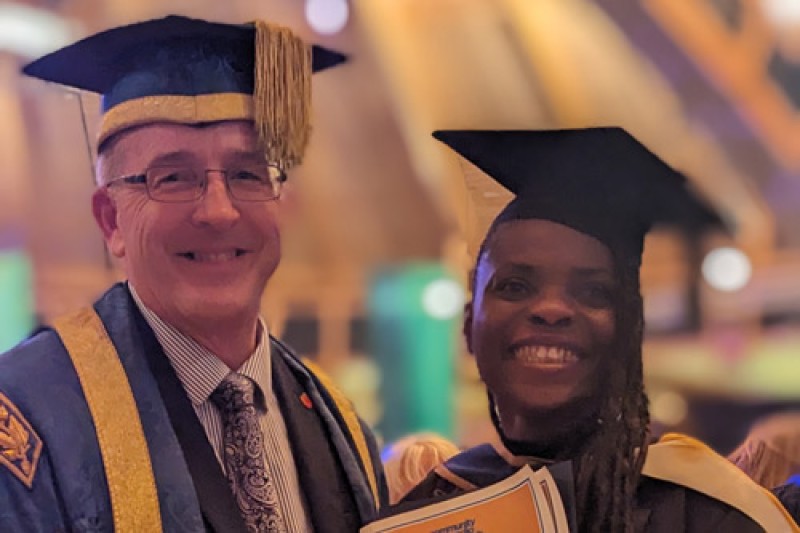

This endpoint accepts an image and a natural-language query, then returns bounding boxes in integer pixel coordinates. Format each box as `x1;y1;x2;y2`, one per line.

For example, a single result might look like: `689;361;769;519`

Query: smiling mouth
178;249;247;262
513;345;580;365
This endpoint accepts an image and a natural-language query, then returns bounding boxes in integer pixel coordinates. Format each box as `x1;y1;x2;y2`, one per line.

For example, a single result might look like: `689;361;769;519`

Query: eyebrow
147;150;197;167
145;150;267;168
500;263;614;277
223;150;268;165
572;267;614;278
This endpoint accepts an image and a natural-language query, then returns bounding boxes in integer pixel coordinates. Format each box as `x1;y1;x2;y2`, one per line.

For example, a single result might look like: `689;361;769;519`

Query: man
0;15;386;532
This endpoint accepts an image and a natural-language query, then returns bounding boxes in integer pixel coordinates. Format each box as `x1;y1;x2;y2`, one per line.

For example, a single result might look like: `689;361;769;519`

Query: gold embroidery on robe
0;391;42;489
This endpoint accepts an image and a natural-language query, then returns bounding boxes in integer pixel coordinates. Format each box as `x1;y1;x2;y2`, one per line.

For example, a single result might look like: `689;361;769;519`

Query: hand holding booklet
361;465;570;533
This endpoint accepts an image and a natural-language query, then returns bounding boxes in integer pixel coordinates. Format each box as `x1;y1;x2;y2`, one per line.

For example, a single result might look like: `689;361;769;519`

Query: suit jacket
0;283;386;532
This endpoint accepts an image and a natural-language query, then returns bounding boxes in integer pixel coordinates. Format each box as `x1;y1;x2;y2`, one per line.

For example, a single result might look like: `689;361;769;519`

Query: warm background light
421;278;464;320
0;4;76;58
702;247;753;292
305;0;349;35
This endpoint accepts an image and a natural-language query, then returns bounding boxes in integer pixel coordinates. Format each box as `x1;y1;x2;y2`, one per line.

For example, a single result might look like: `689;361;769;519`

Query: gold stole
302;358;382;510
54;307;162;533
643;433;799;532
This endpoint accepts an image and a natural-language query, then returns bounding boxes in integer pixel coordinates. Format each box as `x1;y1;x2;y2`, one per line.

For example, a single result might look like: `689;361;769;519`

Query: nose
191;173;239;229
527;288;574;327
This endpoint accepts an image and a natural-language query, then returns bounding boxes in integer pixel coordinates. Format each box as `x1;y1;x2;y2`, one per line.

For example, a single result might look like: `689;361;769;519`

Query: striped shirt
130;285;312;532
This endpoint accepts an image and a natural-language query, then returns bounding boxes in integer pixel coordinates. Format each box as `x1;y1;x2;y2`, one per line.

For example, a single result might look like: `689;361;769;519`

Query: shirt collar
129;282;272;407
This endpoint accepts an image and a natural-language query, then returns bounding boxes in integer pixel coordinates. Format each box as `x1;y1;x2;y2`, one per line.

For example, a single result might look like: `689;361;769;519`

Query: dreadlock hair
472;220;650;533
571;258;650;533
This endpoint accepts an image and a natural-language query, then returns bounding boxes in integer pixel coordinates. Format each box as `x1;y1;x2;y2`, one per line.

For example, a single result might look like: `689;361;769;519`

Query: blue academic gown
0;283;386;532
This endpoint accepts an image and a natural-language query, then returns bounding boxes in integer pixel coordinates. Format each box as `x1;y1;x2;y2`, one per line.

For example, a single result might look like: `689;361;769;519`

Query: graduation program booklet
361;465;570;533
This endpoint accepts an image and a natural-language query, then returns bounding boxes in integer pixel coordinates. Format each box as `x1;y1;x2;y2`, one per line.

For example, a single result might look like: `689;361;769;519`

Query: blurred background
2;0;800;455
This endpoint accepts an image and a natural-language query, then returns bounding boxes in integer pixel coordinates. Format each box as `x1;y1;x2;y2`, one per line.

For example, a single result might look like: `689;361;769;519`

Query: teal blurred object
0;250;35;352
368;262;463;442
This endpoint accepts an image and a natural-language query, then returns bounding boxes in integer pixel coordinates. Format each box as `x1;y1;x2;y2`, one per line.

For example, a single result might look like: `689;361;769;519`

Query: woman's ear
462;301;474;354
463;263;480;355
92;188;125;258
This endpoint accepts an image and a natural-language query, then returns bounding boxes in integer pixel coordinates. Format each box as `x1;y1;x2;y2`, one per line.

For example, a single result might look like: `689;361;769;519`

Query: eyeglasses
105;164;287;203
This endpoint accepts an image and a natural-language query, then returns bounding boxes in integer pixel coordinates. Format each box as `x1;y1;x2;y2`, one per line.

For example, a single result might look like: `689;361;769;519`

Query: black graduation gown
397;441;788;532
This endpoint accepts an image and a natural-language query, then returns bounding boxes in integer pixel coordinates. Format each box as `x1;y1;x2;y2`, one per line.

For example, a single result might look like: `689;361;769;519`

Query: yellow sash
643;433;799;532
303;358;381;509
54;308;162;533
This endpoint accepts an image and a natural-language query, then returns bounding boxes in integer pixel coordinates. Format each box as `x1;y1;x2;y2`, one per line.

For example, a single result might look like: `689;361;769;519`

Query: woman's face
466;219;618;424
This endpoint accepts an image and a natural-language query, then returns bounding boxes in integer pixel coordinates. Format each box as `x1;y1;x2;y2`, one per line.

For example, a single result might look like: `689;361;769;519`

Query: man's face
466;219;617;422
93;121;283;327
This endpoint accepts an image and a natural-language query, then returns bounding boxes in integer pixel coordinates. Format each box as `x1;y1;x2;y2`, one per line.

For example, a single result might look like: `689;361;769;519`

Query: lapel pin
299;392;313;409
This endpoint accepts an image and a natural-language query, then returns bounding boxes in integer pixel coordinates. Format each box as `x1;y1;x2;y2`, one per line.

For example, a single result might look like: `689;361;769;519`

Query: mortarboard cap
433;127;723;266
23;15;346;168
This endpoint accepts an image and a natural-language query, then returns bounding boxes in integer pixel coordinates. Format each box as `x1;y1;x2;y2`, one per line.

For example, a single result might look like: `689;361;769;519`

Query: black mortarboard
433;127;723;267
23;15;346;167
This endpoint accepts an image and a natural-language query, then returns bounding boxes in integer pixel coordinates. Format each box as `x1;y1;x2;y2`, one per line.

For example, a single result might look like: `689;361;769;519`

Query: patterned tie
210;373;287;533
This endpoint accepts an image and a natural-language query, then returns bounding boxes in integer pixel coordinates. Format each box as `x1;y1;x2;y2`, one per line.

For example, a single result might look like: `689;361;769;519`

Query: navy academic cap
23;15;347;167
433;127;723;266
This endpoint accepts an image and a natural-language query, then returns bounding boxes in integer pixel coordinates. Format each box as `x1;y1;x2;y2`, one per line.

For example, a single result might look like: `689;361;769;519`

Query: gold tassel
254;20;312;169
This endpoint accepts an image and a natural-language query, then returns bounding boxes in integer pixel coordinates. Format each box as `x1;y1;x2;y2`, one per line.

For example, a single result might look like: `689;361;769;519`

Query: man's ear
275;180;300;226
92;188;125;258
462;300;474;354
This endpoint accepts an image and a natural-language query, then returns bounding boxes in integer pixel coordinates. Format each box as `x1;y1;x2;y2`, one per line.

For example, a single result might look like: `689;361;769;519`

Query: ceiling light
702;246;752;292
305;0;349;35
0;4;76;59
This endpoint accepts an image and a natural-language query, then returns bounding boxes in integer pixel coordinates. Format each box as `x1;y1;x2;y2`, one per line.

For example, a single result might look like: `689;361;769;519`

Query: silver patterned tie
210;373;287;533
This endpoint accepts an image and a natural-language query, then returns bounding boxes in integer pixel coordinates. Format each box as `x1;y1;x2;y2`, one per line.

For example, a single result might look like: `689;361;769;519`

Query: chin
503;383;596;419
176;287;259;321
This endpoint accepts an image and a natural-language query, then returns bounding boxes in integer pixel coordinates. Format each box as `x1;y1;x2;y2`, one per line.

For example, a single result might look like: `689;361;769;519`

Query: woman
398;128;797;532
